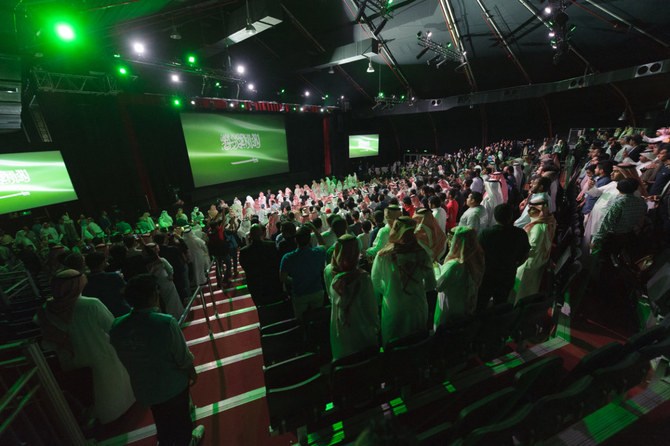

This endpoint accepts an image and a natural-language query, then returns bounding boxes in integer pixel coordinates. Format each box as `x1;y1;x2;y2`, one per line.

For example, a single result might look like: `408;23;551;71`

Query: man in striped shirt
591;178;646;252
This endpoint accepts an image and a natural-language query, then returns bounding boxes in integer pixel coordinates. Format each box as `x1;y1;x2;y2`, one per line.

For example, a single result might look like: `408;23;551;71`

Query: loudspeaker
634;61;664;78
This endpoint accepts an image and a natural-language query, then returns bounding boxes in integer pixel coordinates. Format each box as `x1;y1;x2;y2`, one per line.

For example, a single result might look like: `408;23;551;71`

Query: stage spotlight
133;42;145;55
172;98;181;107
55;23;75;42
427;31;432;38
187;55;196;64
248;83;255;91
190;100;196;105
171;74;180;82
304;90;310;97
328;66;335;74
340;95;344;99
367;60;375;73
236;65;245;74
548;31;555;38
544;6;552;14
118;67;127;75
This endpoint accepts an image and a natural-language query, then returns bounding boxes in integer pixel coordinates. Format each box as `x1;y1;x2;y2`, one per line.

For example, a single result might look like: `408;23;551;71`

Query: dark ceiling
3;0;670;110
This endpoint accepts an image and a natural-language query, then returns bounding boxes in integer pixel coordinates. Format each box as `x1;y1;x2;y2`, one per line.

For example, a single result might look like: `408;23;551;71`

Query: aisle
96;263;297;446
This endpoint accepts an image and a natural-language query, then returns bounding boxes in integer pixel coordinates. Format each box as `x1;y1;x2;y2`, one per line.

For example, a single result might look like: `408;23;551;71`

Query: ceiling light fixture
367;59;375;73
328;66;335;74
133;42;145;55
170;26;181;40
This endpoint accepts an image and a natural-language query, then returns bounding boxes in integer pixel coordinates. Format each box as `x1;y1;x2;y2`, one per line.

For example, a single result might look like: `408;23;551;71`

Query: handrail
0;384;41;437
178;259;216;326
0;367;37;414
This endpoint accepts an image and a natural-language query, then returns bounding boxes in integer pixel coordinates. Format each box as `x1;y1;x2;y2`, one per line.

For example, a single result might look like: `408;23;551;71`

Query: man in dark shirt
154;232;190;301
477;203;530;310
110;275;203;446
280;224;326;319
277;222;298;259
239;224;283;307
367;210;385;248
83;251;131;317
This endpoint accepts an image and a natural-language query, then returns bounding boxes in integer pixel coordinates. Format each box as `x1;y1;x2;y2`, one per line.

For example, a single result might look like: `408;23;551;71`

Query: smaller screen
349;134;379;158
0;151;78;214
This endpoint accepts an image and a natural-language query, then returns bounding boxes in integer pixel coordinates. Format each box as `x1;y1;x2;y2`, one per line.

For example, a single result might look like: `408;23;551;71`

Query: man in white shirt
471;169;484;194
429;196;447;233
458;192;484;233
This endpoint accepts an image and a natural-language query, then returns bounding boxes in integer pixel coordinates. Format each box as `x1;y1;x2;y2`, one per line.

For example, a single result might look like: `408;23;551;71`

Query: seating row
265;323;670;444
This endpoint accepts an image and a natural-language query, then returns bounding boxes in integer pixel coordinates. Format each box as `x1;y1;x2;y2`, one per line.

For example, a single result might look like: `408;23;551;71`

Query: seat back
593;352;649;396
474;303;520;360
639;333;670;360
302;305;331;361
564;341;624;385
434;315;480;371
263;352;320;388
331;354;383;409
457;387;518;438
514;355;564;401
514;295;555;344
464;403;533;446
526;375;598;441
257;299;294;327
384;331;433;387
266;373;327;433
260;318;300;336
261;325;305;366
624;325;668;354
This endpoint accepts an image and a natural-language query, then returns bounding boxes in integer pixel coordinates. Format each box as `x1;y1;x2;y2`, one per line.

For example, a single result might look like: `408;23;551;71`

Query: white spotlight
247;83;255;91
340;95;344;99
133;42;145;54
236;65;245;74
427;31;432;38
544;6;552;14
304;90;310;97
171;74;180;82
548;31;555;37
190;100;196;105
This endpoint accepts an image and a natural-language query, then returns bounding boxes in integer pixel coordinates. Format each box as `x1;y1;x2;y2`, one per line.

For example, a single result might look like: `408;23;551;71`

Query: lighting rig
416;31;467;69
371;92;408;110
544;0;576;64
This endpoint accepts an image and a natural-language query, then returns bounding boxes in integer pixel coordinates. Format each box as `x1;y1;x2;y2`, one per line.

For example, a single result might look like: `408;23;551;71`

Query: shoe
190;425;205;446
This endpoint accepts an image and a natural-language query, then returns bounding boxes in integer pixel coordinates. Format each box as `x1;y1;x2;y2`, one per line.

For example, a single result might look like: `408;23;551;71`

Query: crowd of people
2;126;669;443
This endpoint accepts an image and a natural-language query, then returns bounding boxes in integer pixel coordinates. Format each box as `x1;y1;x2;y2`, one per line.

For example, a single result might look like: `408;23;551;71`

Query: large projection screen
0;151;78;214
181;113;290;188
349;134;379;158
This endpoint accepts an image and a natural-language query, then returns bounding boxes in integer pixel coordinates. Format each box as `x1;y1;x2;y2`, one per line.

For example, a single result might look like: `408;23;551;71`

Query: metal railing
0;340;87;445
178;261;220;335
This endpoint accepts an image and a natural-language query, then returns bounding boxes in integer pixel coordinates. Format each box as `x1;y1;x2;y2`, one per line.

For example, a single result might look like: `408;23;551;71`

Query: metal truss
416;32;467;68
32;69;121;94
